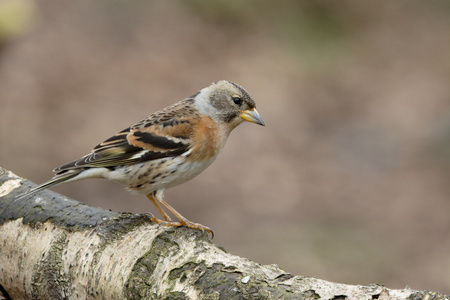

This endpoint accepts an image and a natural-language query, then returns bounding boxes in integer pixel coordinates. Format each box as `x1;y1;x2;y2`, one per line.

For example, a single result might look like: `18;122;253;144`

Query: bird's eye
232;96;242;106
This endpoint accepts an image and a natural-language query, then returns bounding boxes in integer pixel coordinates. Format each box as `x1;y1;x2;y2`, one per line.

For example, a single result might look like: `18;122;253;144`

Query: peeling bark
0;167;447;299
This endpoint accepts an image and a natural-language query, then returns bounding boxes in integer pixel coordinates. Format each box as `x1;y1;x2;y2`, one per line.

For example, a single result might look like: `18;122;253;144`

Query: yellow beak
240;108;265;126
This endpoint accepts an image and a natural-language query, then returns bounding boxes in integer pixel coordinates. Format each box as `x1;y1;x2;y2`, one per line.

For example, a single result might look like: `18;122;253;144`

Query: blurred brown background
1;0;450;294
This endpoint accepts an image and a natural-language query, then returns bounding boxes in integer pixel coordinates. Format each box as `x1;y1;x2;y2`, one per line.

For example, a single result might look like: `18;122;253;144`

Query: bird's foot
151;216;214;239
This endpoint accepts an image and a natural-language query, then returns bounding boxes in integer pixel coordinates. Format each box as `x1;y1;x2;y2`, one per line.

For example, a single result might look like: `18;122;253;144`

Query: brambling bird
18;80;264;237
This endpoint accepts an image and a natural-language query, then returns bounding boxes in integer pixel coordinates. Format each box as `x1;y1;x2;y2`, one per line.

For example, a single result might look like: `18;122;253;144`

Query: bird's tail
14;171;82;201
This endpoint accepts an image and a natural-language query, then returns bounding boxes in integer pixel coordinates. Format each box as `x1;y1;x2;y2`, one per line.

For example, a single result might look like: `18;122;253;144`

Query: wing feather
54;99;198;173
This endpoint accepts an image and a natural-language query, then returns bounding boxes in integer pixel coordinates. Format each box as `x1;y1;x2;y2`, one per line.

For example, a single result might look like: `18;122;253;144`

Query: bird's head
195;80;265;130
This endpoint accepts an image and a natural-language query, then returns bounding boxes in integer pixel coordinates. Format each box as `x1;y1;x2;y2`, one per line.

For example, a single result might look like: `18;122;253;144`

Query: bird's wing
54;100;199;173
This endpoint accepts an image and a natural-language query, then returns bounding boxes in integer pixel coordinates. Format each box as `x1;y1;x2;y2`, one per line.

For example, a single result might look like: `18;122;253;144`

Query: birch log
0;167;447;299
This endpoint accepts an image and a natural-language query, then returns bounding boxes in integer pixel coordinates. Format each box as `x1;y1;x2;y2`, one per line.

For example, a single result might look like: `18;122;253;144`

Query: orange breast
188;116;223;161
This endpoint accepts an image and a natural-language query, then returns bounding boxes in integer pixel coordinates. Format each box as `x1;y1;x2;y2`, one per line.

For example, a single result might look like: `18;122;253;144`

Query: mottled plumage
18;80;264;237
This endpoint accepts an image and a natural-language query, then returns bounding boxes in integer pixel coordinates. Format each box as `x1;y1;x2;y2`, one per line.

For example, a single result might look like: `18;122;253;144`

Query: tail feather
15;171;82;201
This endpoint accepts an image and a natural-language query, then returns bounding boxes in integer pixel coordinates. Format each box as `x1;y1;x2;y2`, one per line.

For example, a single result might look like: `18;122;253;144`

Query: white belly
104;156;216;195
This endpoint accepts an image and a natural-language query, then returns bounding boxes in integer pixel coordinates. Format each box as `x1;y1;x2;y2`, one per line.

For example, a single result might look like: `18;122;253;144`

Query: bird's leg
147;191;214;238
146;193;172;222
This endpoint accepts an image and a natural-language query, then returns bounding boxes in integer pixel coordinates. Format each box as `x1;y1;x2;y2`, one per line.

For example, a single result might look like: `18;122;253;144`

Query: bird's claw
150;217;214;239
